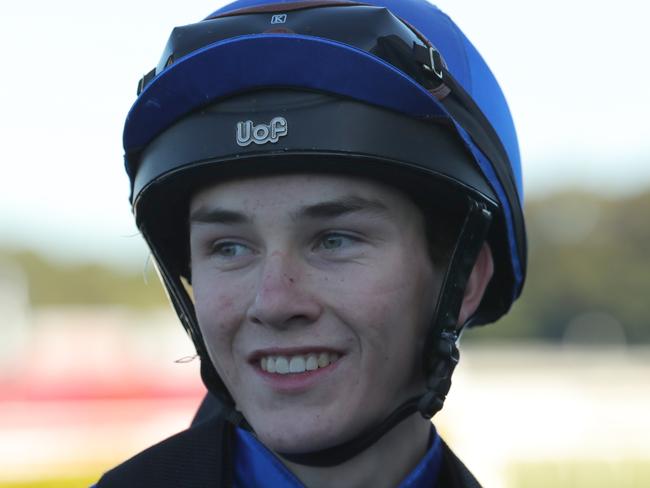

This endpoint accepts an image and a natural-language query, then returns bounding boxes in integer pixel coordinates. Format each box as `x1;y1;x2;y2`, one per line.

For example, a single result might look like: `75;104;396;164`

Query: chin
247;406;354;454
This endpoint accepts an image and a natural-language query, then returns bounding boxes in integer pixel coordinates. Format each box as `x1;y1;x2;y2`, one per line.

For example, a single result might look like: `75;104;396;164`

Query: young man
97;0;526;486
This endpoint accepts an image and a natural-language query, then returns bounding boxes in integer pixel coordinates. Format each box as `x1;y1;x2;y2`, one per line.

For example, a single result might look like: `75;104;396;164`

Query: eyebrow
189;207;250;225
189;196;389;225
292;196;389;221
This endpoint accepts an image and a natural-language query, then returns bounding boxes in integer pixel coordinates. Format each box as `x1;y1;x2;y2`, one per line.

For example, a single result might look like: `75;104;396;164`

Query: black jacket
97;408;482;487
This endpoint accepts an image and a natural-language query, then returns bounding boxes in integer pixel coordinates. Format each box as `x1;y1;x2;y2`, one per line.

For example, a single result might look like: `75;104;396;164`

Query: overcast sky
1;0;649;266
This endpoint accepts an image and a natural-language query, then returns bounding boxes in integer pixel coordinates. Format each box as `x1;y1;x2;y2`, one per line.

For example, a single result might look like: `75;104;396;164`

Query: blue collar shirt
234;426;443;487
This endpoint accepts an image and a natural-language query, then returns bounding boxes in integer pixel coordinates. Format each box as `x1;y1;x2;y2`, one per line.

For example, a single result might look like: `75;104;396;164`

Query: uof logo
236;117;288;147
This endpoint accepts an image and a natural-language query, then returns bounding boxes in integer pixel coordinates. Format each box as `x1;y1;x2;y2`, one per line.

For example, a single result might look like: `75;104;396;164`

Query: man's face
189;173;437;453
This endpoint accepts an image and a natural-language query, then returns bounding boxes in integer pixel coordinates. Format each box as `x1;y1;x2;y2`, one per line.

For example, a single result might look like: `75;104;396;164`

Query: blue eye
212;242;251;258
317;233;355;251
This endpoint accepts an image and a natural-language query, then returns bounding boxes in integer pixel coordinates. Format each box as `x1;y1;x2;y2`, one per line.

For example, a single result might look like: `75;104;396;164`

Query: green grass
3;461;650;488
0;477;97;488
509;460;650;488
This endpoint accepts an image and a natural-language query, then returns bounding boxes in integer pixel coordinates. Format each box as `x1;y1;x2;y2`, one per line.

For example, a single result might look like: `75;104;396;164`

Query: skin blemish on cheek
215;295;236;313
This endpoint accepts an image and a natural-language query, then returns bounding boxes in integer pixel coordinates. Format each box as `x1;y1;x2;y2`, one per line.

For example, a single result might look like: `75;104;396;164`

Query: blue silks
124;34;447;151
234;426;443;487
209;0;522;198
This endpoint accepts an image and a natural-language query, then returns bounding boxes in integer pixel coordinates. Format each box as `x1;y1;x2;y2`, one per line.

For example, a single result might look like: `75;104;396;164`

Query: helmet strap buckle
427;46;444;80
418;329;459;418
412;42;445;81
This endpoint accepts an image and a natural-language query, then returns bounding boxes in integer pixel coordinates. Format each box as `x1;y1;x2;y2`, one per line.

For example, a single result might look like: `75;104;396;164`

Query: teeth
260;352;339;374
289;356;306;373
305;354;318;371
267;357;276;373
275;357;289;374
317;352;329;368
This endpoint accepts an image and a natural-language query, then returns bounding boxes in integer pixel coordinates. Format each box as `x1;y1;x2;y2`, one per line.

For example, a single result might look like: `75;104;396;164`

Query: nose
247;251;322;329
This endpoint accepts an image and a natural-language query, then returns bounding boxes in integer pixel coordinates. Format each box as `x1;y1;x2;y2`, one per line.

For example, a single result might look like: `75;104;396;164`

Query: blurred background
1;1;649;487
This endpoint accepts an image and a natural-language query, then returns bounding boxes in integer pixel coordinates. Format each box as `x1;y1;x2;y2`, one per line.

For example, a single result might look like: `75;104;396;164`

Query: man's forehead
189;172;409;216
190;173;401;209
189;194;391;225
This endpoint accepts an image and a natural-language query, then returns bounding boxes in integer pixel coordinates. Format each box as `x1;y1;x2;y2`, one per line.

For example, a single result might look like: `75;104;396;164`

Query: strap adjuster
425;46;444;80
413;43;445;82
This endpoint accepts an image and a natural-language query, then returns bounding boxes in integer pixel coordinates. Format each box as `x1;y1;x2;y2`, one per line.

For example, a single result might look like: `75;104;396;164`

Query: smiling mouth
260;352;340;375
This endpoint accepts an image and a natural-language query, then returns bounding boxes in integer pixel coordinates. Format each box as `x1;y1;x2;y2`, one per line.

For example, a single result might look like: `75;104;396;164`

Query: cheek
193;268;250;320
192;274;251;372
194;277;232;328
329;254;435;355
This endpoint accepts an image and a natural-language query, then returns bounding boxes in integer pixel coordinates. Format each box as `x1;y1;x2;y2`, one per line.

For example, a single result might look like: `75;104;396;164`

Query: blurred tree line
1;189;649;343
0;250;166;309
469;188;650;344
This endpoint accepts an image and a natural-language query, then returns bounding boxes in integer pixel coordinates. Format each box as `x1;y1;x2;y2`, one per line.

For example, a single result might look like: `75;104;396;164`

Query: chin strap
418;198;493;419
278;395;421;466
417;329;460;419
